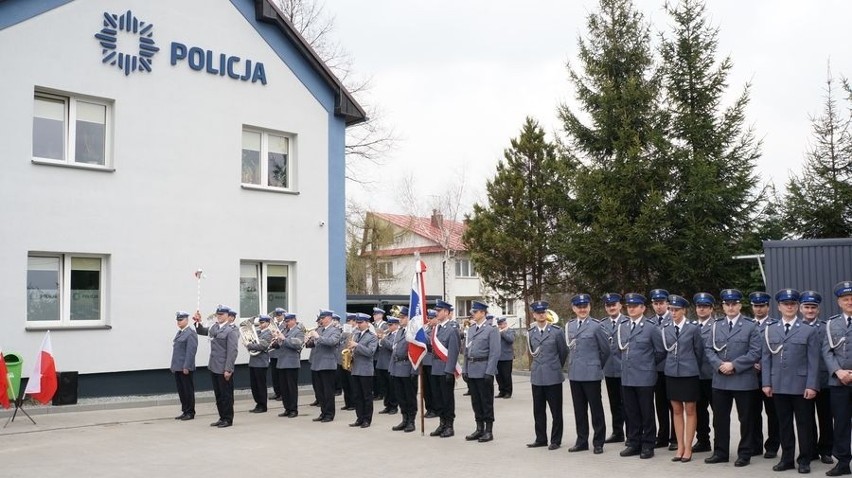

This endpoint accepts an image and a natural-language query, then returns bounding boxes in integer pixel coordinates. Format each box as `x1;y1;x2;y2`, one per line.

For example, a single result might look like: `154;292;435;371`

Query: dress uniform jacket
374;321;391;370
390;328;415;377
337;327;351;366
695;319;716;380
268;320;286;360
616;317;665;387
662;322;704;377
823;314;852;386
430;320;460;376
208;323;239;374
170;326;198;372
351;329;378;377
247;328;272;367
309;325;342;371
603;315;624;378
377;330;395;370
463;322;500;378
761;318;820;394
812;319;830;388
529;324;568;386
274;325;304;369
704;316;761;390
499;327;515;361
566;318;610;381
652;312;672;372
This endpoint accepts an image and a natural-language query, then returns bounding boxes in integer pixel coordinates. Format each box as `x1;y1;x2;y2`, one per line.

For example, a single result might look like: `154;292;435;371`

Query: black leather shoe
392;421;407;431
466;430;484;441
175;414;187;420
735;457;751;467
655;439;668;449
705;454;729;464
773;462;795;472
594;446;604;454
495;393;506;398
360;422;371;428
210;420;224;427
799;464;811;474
270;394;281;400
278;411;289;417
249;408;266;413
309;400;319;407
826;464;852;476
386;408;398;415
340;406;355;411
217;421;232;428
179;414;194;421
526;442;547;448
349;421;364;427
287;411;298;418
404;422;416;433
620;447;640;457
440;427;454;438
320;417;333;423
692;442;712;453
378;408;391;414
766;451;779;459
822;456;836;465
478;432;493;443
424;411;438;418
605;435;625;444
548;443;561;450
568;445;589;452
312;416;325;422
640;449;654;459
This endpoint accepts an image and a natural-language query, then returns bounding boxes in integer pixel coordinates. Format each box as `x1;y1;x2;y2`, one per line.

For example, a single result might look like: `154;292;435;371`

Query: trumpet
303;326;319;348
267;320;282;351
546;309;559;324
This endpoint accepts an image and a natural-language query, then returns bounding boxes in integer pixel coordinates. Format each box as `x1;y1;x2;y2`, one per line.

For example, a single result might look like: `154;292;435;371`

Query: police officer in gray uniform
617;293;666;459
390;313;417;432
526;300;569;450
246;314;273;413
496;316;515;398
271;312;303;417
649;288;676;450
602;293;627;443
348;312;378;428
800;290;834;464
823;280;852;477
750;290;780;459
704;289;761;467
566;293;610;454
194;305;239;428
171;311;197;421
762;289;820;474
420;307;438;418
429;299;460;438
373;308;391;402
268;307;287;400
378;311;399;415
692;292;717;453
463;300;501;443
306;309;342;423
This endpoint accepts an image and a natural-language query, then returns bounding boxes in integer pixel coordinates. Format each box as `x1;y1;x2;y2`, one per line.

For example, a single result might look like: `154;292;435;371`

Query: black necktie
630;322;636;331
578;320;583;329
174;330;182;340
675;325;680;337
847;316;851;328
785;323;791;335
728;320;733;332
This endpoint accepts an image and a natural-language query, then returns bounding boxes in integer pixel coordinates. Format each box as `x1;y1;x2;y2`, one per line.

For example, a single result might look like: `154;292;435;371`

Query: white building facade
0;0;364;395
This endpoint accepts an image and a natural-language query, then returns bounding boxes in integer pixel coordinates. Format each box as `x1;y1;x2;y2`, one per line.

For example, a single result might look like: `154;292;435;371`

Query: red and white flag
0;348;10;409
24;332;57;405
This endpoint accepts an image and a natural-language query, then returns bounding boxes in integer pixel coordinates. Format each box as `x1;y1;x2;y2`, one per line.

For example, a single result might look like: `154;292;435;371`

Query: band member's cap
602;293;622;304
398;306;410;316
176;311;190;319
318;309;333;318
774;289;801;303
387;316;400;324
530;300;549;312
693;292;715;306
571;294;591;306
834;281;852;298
649;289;669;301
346;313;357;321
496;317;507;324
355;313;370;322
372;307;386;315
227;309;237;317
331;314;341;322
667;295;689;309
748;291;771;305
470;300;488;313
215;305;230;314
426;309;437;318
720;289;743;302
624;293;646;305
800;290;822;305
435;300;453;311
258;314;271;322
273;307;286;316
284;313;296;320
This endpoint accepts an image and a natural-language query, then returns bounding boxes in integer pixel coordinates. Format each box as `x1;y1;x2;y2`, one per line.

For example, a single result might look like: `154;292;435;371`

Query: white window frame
501;299;516;316
239;261;292;318
240;127;297;193
456;298;475;316
32;90;114;170
26;253;109;328
376;261;394;281
455;259;478;278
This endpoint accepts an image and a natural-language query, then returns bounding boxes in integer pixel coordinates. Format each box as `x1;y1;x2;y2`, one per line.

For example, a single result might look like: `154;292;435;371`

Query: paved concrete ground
0;375;829;478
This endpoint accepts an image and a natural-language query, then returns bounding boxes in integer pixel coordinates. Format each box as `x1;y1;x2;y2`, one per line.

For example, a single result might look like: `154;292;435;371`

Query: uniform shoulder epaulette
568;318;578;322
619;317;631;324
714;316;725;322
828;314;842;321
590;317;601;323
550;324;562;330
741;316;755;322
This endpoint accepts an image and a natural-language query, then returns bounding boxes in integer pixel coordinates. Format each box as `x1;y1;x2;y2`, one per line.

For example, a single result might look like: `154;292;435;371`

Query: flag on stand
0;348;10;409
405;259;429;368
23;331;57;405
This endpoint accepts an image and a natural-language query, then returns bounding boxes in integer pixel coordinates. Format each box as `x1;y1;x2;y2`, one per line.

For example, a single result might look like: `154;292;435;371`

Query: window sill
241;184;299;195
32;158;115;172
26;325;112;331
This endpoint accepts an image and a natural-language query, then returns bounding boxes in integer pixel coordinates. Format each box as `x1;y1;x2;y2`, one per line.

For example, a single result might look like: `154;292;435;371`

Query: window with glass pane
266;264;288;311
455;259;477;277
27;256;61;321
267;134;289;188
241;130;261;185
456;299;474;315
377;261;393;279
75;101;106;165
33;96;65;160
70;257;101;321
240;262;260;317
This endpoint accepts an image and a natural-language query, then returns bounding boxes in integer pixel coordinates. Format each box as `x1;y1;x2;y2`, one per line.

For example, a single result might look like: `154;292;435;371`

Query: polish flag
0;349;10;409
24;332;57;405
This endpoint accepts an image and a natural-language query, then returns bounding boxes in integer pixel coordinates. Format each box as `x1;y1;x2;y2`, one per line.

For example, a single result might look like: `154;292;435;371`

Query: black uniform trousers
374;365;389;399
774;393;816;466
248;366;267;410
174;371;195;416
315;369;336;420
696;378;713;445
394;374;418;418
830;385;852;466
422;365;435;412
338;365;354;407
604;376;624;437
655;371;675;444
311;370;320;402
570;380;606;448
814;387;834;457
351;374;374;424
752;386;780;454
278;368;299;413
211;372;234;424
623;385;656;451
269;358;280;396
711;388;755;460
469;375;495;423
496;360;513;396
430;371;456;421
379;368;398;410
532;383;564;445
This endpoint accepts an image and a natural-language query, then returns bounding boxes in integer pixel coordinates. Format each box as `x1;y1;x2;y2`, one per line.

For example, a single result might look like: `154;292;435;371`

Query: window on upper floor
32;91;112;169
376;261;394;280
240;261;291;317
455;259;477;278
500;299;516;315
27;253;108;326
241;128;295;191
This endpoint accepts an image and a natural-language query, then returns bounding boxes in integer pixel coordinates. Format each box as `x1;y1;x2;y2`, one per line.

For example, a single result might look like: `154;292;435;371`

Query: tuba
239;318;262;356
389;305;402;318
545;309;559;324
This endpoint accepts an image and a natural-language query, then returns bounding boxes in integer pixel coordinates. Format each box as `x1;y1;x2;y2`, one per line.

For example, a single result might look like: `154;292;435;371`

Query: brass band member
193;305;239;428
349;313;377;428
246;314;272;413
338;313;357;411
171;311;197;421
526;300;568;450
306;309;342;422
495;316;515;399
271;312;303;418
268;307;287;400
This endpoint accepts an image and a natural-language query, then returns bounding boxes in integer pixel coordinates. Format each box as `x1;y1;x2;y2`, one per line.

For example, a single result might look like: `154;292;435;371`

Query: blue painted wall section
0;0;73;31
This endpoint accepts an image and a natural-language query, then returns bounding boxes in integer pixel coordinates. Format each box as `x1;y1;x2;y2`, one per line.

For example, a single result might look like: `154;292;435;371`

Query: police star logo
94;10;160;76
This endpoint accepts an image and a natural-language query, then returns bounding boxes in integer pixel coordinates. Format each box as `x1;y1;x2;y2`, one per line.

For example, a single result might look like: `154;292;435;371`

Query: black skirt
666;375;700;402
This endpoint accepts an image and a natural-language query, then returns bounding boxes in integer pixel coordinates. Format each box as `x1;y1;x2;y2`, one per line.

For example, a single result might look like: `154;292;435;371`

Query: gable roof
369;212;467;252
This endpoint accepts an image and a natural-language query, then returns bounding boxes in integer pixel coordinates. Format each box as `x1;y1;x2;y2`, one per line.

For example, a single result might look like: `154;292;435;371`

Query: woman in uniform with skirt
662;294;704;462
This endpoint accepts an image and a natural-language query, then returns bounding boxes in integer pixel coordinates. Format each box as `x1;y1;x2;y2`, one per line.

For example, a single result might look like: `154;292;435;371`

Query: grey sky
326;0;852;216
